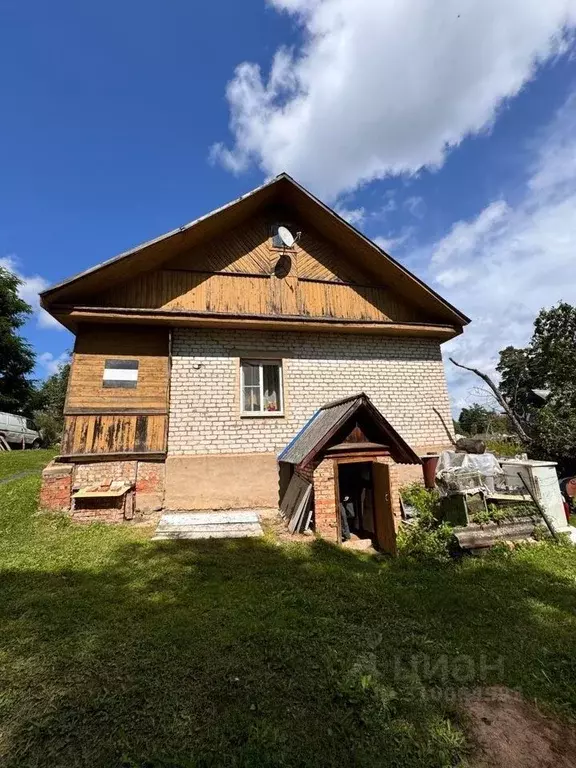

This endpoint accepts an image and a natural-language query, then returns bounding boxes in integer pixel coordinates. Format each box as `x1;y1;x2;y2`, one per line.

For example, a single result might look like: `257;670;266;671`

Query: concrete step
152;511;264;541
153;526;263;541
159;512;260;525
155;523;263;535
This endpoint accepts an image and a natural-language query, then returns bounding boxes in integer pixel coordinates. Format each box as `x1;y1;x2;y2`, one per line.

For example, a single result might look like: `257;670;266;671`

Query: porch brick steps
152;511;263;540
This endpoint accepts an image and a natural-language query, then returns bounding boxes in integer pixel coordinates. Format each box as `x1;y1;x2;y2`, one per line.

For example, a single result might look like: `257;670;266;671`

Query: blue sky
3;1;576;413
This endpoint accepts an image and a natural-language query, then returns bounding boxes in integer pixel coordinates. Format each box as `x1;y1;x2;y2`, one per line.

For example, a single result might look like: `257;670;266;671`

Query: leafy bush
484;439;525;458
33;411;62;448
400;483;440;523
398;484;454;563
397;520;455;563
470;503;537;525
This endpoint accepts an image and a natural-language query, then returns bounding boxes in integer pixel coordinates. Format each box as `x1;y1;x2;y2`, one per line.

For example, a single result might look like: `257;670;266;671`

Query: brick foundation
135;461;165;512
40;459;164;522
39;463;73;511
72;495;133;524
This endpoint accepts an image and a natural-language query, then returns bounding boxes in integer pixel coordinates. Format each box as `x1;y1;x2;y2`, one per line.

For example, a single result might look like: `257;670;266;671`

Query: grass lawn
0;470;576;766
0;449;57;481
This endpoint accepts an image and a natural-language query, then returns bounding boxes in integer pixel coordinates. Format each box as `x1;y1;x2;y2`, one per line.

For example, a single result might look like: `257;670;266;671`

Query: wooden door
372;462;397;555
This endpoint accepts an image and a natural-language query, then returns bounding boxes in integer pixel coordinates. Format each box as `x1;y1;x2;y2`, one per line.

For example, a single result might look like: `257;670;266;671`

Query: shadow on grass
1;532;576;767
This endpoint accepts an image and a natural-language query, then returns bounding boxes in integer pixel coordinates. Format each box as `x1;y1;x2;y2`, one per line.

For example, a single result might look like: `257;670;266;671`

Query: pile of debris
429;451;575;551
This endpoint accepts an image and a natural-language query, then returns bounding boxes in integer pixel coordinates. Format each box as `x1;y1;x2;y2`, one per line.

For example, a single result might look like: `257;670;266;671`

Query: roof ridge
321;393;367;410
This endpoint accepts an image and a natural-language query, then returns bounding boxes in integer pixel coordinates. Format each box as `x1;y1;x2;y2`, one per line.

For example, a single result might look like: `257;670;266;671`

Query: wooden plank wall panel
95;270;422;321
168;219;273;275
67;326;169;411
97;215;362;295
62;414;167;455
92;215;428;322
295;229;357;282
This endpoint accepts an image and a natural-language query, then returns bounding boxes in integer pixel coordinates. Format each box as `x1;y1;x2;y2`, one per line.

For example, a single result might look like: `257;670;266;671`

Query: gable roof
40;173;469;327
278;393;421;468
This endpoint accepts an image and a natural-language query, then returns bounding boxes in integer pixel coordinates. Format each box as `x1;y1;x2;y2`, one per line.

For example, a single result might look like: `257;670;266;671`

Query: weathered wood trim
57;452;167;463
62;412;167;456
64;408;168;416
165;268;270;279
53;306;461;339
163;267;386;289
164;329;173;455
329;449;391;460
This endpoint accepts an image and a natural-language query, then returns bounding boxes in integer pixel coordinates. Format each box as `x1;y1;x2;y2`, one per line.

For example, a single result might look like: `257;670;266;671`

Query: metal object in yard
517;473;558;541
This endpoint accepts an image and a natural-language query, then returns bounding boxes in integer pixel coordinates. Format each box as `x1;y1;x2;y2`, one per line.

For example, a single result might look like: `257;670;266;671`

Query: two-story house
39;174;468;549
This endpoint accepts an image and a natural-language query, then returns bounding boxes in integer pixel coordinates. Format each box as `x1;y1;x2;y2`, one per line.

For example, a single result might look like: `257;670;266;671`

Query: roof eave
40;174;286;301
280;173;470;327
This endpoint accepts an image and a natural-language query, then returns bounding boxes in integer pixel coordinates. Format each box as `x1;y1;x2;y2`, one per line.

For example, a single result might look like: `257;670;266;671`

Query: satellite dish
277;225;295;248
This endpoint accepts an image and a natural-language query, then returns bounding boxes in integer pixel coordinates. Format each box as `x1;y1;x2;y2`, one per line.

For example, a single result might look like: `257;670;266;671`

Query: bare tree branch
449;357;531;443
432;406;457;446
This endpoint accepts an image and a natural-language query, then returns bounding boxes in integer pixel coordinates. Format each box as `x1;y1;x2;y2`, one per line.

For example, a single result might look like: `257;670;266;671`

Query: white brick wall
168;328;453;455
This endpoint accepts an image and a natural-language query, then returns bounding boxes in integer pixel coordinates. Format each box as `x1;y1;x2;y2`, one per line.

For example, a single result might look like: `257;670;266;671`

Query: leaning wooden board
281;474;313;534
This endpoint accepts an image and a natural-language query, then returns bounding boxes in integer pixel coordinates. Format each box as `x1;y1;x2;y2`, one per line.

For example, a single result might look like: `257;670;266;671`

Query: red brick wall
135;461;165;512
40;463;73;511
39;459;164;522
72;496;128;524
313;459;339;543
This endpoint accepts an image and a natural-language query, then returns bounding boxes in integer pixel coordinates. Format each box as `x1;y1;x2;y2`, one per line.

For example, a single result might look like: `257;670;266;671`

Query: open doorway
338;462;375;542
337;460;396;554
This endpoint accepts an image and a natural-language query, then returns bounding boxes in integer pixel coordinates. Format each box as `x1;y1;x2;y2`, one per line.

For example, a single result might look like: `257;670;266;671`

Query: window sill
241;412;285;419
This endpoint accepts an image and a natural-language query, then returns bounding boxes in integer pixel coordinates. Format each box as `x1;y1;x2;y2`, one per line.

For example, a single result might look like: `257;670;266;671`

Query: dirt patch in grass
464;686;576;767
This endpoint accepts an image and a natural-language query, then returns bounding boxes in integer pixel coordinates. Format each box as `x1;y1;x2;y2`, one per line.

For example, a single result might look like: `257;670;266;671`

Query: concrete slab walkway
152;511;264;540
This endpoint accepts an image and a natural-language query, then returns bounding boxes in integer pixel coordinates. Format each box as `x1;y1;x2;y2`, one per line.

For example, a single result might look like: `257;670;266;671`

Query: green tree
457;404;491;435
496;346;534;421
33;362;70;445
495;302;576;470
0;267;35;412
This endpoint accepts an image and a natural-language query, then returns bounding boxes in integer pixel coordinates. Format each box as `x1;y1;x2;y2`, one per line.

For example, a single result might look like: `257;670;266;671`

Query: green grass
1;475;576;766
0;449;57;481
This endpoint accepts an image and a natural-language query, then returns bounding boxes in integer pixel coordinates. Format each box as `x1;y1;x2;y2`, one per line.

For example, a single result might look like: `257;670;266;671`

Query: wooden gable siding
94;216;425;324
94;270;420;322
166;217;360;283
63;325;169;457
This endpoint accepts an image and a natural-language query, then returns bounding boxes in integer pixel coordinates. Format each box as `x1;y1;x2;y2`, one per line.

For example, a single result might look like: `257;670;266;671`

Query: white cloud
334;204;365;225
0;255;62;330
404;196;426;219
425;94;576;413
38;352;69;377
374;228;413;253
212;0;576;199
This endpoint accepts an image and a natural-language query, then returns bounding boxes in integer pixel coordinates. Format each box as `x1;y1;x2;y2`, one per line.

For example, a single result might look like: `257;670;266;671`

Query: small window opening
241;359;283;415
103;359;139;389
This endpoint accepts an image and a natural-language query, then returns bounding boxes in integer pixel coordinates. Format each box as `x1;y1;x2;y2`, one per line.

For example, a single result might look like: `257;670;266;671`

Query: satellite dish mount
277;225;296;249
273;225;301;277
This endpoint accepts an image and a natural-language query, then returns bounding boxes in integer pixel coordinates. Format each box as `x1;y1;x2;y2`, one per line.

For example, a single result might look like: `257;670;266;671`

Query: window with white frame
240;360;283;415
